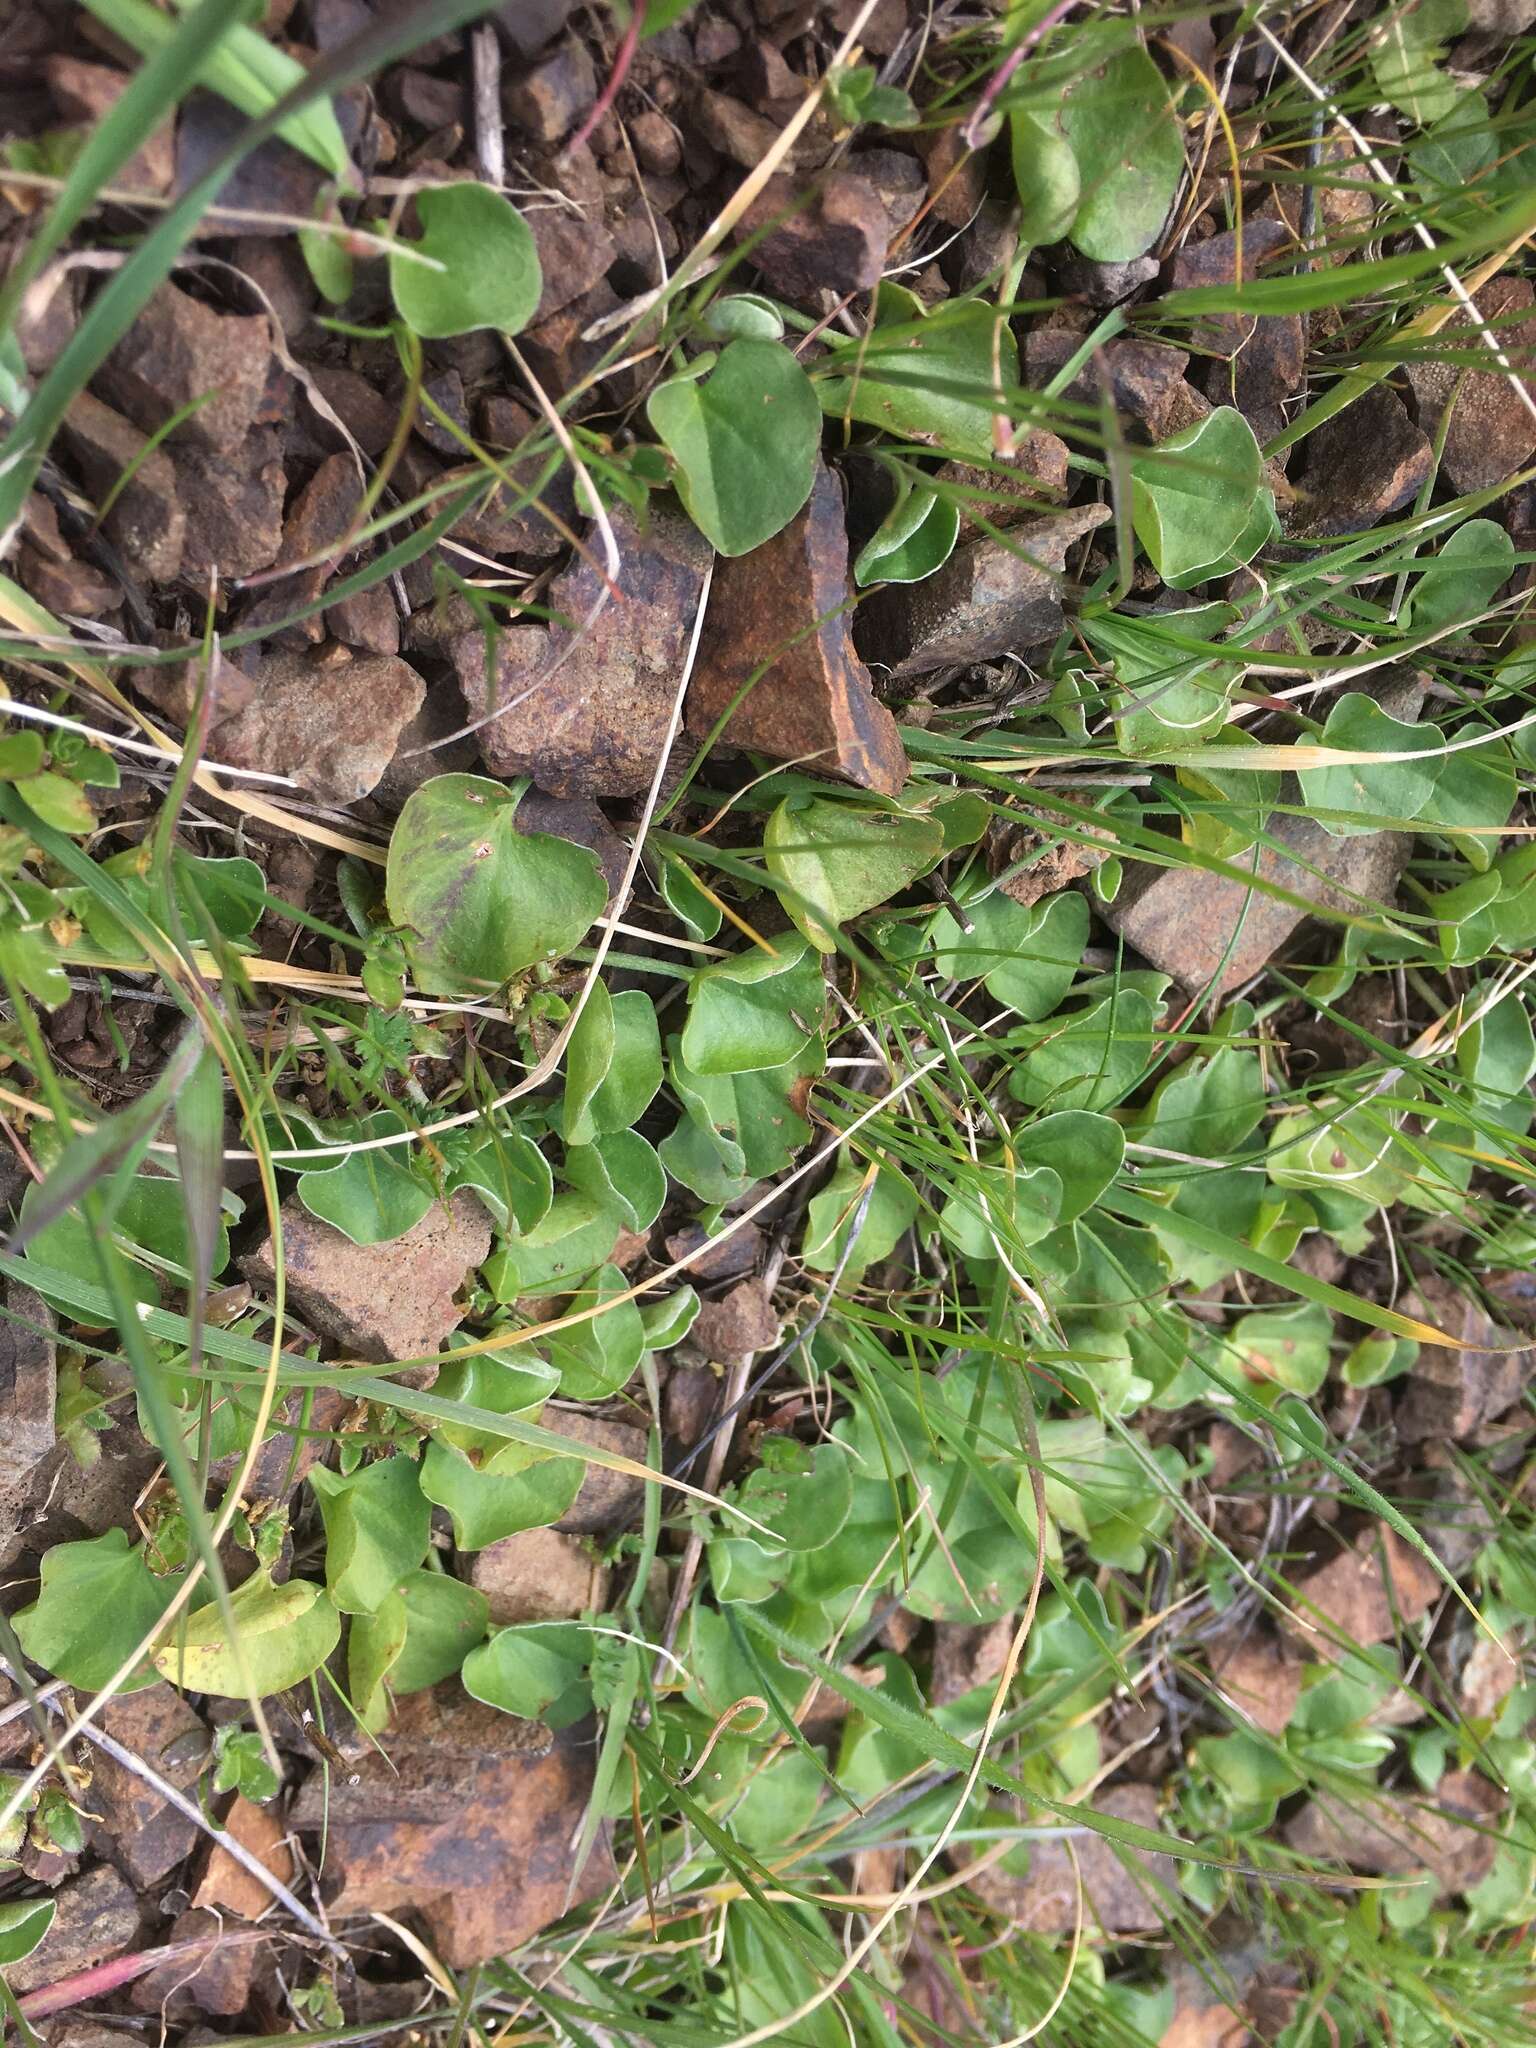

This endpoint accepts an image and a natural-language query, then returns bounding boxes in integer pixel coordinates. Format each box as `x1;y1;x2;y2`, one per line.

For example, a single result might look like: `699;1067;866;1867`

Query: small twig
471;24;504;189
19;1930;270;2021
564;0;645;161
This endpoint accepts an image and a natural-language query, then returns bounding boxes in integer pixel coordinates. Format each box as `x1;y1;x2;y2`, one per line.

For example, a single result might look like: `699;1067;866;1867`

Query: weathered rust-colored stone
688;462;907;794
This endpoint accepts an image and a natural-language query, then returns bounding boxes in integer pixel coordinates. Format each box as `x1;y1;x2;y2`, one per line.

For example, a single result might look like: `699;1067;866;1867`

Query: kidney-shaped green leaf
12;1529;176;1692
308;1455;432;1615
390;183;542;339
386;775;606;997
647;338;820;556
152;1573;341;1698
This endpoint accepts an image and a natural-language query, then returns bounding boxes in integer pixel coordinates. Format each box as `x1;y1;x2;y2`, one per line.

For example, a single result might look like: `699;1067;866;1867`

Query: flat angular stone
689;461;907;794
1395;1273;1531;1442
290;1685;603;1966
1284;1769;1502;1895
738;169;890;307
242;1190;491;1367
85;1683;210;1889
174;432;288;581
1405;274;1536;495
95;281;272;456
7;1863;141;1995
543;1410;648;1533
858;502;1110;679
1282;1524;1441;1660
453;503;710;797
1292;385;1432;537
47;57;172;194
468;1524;608;1623
189;646;423;806
61;391;186;583
0;1278;56;1567
1102;811;1412;996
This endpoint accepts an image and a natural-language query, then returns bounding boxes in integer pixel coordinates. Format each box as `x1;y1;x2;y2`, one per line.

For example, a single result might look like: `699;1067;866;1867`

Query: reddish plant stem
565;0;646;159
961;0;1078;149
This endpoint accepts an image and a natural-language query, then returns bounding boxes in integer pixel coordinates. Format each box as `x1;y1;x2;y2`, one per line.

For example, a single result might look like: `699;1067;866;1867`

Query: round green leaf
419;1438;584;1550
681;938;824;1075
307;1455;432;1615
152;1574;341;1697
1296;692;1444;836
815;283;1016;460
852;485;960;588
389;183;542;339
297;1110;435;1246
0;1896;55;1967
392;1570;490;1691
1009;104;1082;249
764;796;944;952
12;1530;176;1692
1400;517;1515;636
1131;408;1263;586
386;775;607;997
463;1620;593;1725
929;887;1087;1020
647;338;820;556
1061;45;1184;261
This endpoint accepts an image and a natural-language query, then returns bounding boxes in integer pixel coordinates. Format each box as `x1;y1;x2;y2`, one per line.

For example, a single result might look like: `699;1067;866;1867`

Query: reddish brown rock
1207;1630;1303;1738
47;57;172;194
1284;1769;1503;1895
7;1863;141;1995
16;545;118;618
1102;811;1412;996
290;1685;603;1966
694;87;783;168
1395;1274;1531;1441
931;1616;1016;1707
468;1524;609;1624
1282;1524;1442;1660
858;502;1111;679
3;1280;69;1563
84;1683;211;1889
194;1793;295;1919
189;645;423;805
1165;220;1305;408
936;427;1072;537
1405;274;1536;495
242;1190;491;1367
543;1410;648;1534
738;169;890;307
689;461;907;794
174;431;288;581
326;578;400;655
505;37;595;144
973;1784;1175;1935
914;122;986;229
1292;385;1432;537
61;391;186;583
95;281;272;456
129;1907;256;2016
526;204;619;323
688;1278;782;1366
453;502;710;797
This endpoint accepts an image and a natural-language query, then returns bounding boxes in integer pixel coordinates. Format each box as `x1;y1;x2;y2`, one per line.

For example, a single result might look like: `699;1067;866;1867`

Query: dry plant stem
2;1659;341;1954
17;1932;270;2021
471;22;504;188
